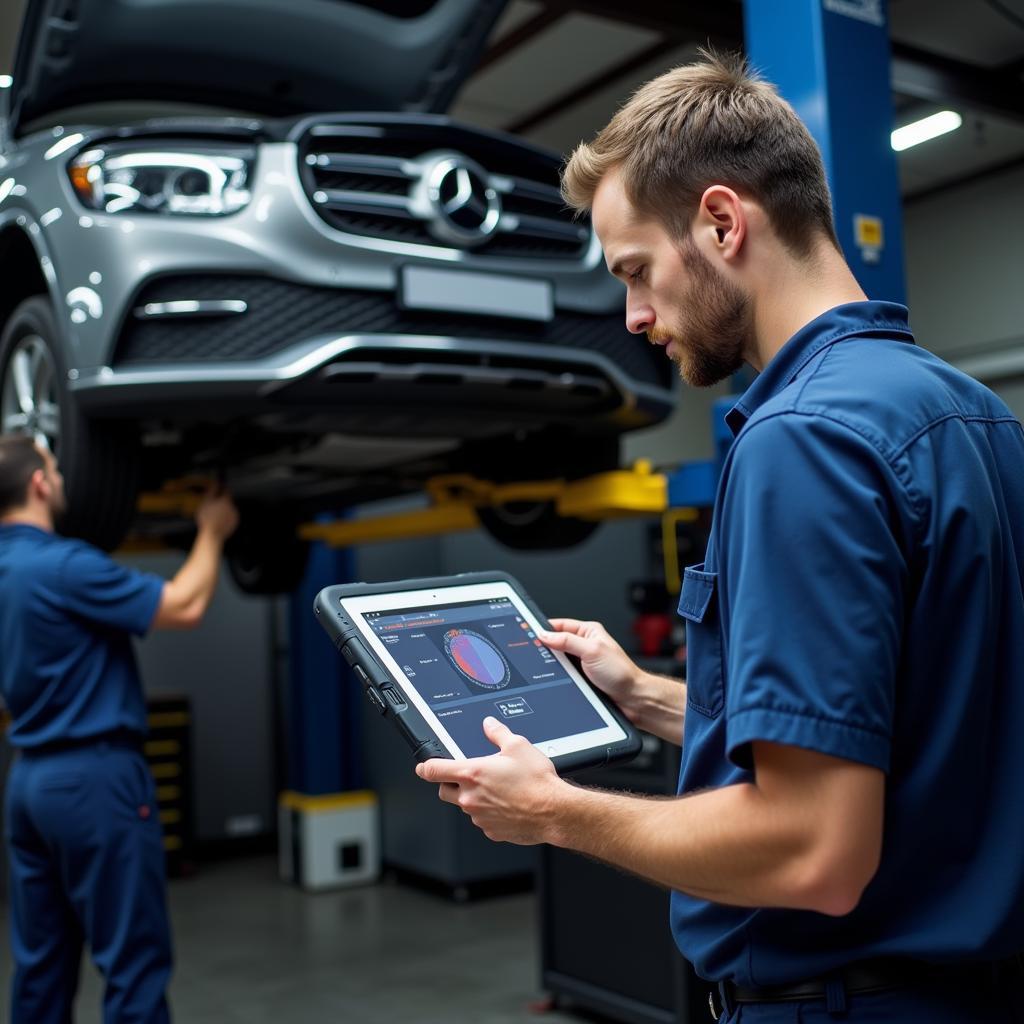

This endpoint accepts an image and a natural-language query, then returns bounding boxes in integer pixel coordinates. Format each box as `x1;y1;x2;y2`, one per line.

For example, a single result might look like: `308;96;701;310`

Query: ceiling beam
502;0;746;136
891;41;1024;122
552;0;742;45
474;5;569;75
507;36;681;135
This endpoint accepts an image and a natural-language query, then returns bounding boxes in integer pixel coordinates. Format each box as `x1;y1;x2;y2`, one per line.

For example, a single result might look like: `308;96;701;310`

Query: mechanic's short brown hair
0;436;45;516
561;50;839;257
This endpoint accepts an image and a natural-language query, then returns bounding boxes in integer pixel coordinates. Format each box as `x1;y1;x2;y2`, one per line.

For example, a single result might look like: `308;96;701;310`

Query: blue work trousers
4;741;173;1023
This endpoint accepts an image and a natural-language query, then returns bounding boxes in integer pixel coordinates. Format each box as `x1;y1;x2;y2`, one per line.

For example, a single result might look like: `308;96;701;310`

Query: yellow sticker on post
854;214;884;249
854;214;884;265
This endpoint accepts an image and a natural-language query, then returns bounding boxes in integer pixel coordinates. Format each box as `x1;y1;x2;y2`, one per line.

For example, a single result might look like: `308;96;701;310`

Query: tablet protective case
313;571;642;774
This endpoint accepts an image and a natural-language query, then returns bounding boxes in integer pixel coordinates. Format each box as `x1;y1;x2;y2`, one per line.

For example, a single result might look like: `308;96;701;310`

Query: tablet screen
340;582;627;759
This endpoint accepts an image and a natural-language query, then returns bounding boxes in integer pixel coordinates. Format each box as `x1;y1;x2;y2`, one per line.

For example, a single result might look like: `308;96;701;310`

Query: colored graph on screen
443;628;512;691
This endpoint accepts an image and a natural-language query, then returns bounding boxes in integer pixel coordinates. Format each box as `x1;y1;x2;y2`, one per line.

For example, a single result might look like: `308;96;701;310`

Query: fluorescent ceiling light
0;76;12;89
891;110;962;152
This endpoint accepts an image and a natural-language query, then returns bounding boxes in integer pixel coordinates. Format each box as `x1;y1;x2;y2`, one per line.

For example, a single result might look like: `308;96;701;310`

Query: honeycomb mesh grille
115;274;672;392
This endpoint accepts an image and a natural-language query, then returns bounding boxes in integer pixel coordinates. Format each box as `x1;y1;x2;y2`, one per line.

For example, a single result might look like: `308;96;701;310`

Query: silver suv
0;0;675;591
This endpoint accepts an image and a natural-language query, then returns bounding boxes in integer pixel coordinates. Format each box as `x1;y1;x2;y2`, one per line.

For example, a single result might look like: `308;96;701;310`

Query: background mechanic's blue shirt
671;302;1024;986
0;525;164;747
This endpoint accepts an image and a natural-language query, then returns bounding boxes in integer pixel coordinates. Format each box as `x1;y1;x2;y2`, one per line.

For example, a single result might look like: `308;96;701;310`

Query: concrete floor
0;855;601;1024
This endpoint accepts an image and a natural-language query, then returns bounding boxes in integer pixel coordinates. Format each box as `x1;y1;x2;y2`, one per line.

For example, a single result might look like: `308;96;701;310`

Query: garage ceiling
2;0;1022;203
448;0;1024;203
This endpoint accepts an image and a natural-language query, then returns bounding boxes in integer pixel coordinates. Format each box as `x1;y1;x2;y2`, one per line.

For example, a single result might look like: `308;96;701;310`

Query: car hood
7;0;505;138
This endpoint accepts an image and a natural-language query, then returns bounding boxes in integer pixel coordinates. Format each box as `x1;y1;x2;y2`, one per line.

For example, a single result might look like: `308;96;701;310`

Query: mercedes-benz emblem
423;154;501;247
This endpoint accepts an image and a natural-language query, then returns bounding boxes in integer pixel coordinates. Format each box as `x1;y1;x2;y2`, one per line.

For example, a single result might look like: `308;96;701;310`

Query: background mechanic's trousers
4;741;173;1023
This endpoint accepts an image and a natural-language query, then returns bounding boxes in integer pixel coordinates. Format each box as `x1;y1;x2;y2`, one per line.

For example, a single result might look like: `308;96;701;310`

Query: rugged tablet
314;572;641;774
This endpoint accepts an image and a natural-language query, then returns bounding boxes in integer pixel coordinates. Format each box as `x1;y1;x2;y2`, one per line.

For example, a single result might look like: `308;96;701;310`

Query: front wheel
225;509;311;595
476;502;600;550
0;296;139;550
472;434;620;551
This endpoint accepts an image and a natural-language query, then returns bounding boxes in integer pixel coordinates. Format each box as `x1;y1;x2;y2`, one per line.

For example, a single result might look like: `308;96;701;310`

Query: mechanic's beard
653;236;752;388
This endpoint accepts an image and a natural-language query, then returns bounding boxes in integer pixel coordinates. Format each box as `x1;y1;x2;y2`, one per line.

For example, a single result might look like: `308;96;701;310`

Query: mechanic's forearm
546;781;851;914
620;670;687;745
167;526;225;620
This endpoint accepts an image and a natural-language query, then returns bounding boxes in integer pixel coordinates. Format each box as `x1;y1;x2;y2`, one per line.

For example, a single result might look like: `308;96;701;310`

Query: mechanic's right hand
195;486;239;541
537;618;639;706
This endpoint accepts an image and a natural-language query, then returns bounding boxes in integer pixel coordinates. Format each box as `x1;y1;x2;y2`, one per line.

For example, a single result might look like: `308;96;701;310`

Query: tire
477;501;600;550
0;296;139;550
225;509;311;595
474;434;620;551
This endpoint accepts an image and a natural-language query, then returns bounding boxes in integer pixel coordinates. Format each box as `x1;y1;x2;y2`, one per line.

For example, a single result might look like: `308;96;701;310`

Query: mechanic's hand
195;485;239;541
416;717;565;845
538;618;640;707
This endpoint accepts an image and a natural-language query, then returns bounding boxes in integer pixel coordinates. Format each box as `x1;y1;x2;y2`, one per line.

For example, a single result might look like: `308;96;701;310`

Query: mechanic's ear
696;185;745;261
29;468;49;502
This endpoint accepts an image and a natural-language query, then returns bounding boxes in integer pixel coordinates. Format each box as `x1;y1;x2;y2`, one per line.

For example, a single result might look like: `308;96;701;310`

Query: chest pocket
678;563;724;718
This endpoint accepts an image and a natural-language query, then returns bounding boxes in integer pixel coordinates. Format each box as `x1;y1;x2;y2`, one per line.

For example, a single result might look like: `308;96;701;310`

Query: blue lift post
744;0;907;304
286;538;361;795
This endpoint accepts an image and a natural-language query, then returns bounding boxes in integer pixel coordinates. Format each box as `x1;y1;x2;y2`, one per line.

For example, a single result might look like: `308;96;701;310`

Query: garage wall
127;555;278;844
623;379;732;469
993;379;1024;416
904;163;1024;418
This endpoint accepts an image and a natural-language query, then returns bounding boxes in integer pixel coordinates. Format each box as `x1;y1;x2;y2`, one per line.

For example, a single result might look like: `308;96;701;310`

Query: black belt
711;955;1024;1019
726;960;910;1004
18;731;143;757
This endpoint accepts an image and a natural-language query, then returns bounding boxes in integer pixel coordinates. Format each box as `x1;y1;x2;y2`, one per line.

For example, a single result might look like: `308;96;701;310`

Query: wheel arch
0;219;61;338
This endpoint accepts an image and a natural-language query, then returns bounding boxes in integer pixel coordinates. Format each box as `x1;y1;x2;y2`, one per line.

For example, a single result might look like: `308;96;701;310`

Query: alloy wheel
1;334;61;452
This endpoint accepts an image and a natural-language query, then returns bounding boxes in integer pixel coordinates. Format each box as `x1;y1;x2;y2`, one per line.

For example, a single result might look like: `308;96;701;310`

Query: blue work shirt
0;525;164;748
671;302;1024;985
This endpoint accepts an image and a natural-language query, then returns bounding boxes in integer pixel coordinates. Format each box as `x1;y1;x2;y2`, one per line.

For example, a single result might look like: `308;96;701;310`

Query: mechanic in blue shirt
0;436;238;1024
417;53;1024;1021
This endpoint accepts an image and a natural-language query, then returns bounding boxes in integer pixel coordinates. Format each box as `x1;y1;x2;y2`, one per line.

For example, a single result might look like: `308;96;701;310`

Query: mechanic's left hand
416;717;566;845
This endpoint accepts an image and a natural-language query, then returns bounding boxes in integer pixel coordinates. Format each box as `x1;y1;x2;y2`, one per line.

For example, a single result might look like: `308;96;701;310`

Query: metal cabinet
539;731;711;1023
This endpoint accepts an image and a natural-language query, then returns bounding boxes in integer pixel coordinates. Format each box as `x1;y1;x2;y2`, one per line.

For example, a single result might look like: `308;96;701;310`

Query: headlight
68;144;254;215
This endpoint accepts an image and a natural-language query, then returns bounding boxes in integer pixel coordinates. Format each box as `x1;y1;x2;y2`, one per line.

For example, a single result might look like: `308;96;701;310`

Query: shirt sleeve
718;412;910;774
59;543;166;637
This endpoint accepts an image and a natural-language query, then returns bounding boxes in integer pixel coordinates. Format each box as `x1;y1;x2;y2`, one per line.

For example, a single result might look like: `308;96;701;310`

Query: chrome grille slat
305;153;416;178
308;125;386;139
494;175;564;205
498;213;589;243
312;188;416;216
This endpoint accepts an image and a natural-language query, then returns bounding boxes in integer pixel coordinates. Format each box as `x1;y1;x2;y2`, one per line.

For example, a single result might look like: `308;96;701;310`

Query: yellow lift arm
300;460;671;547
133;462;699;592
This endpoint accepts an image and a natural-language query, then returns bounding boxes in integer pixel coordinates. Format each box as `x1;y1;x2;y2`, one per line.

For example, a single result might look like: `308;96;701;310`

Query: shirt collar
0;522;51;538
725;301;914;436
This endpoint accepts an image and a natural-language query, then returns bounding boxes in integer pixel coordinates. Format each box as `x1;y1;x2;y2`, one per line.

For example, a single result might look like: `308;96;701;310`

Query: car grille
114;274;672;392
296;117;590;261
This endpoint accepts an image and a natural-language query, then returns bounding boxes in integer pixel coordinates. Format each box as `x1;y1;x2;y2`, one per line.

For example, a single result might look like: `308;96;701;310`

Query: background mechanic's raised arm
153;488;239;630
